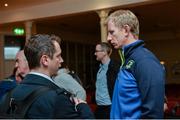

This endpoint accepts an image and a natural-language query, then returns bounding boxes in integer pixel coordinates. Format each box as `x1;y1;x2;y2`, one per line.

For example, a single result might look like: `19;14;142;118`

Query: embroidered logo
125;60;135;69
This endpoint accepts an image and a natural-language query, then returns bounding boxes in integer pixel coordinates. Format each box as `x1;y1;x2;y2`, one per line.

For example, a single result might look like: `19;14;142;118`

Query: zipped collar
118;40;144;67
123;40;144;58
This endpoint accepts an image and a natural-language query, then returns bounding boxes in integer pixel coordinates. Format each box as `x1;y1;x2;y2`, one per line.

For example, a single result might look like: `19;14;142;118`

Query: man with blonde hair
106;10;165;119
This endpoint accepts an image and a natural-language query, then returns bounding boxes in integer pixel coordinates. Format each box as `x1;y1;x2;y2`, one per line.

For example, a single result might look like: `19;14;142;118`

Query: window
4;47;20;60
4;35;25;60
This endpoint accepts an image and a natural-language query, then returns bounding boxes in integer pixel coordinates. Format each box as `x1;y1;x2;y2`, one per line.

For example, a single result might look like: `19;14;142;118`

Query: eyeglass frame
95;50;104;52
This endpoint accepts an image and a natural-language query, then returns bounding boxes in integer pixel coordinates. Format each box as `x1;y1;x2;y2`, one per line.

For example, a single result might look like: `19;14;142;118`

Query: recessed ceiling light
160;61;165;65
4;3;8;7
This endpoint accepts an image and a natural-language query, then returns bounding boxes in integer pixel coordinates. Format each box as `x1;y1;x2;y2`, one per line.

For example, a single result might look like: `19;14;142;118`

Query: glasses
95;50;103;52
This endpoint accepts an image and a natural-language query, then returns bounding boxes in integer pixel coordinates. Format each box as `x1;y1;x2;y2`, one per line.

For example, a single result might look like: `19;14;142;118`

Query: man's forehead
16;51;25;60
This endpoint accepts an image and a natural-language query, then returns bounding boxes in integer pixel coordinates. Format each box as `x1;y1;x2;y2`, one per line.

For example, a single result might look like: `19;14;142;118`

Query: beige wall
0;35;4;79
0;35;16;79
4;60;15;78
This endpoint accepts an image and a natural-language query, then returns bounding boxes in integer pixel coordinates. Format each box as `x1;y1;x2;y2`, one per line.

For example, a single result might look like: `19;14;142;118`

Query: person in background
164;96;168;112
14;50;30;82
0;50;29;99
94;42;120;119
53;63;86;101
106;9;165;119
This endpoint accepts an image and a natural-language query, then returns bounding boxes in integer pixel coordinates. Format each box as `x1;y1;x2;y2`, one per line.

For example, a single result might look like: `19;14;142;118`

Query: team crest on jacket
125;60;135;69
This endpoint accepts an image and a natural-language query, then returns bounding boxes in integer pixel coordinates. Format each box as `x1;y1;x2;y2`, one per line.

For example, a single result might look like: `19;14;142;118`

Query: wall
141;31;180;84
0;35;15;79
0;35;4;79
36;24;100;44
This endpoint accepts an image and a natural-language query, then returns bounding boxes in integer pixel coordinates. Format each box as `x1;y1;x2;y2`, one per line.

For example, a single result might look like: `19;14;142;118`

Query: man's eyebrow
108;30;114;33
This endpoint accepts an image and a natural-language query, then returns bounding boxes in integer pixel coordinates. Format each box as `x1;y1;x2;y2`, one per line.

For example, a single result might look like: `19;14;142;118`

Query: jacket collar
21;74;59;89
123;40;144;58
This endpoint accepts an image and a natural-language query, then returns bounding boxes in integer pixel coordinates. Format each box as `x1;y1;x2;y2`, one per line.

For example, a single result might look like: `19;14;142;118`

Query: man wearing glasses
94;42;120;119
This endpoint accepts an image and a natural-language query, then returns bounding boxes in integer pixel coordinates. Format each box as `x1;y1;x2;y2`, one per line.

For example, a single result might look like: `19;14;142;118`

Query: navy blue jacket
111;40;165;119
0;75;17;99
0;74;94;119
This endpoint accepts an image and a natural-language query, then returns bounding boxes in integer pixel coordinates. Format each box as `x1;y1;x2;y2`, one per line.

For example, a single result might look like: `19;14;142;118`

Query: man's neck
30;68;51;78
123;33;138;46
101;56;110;64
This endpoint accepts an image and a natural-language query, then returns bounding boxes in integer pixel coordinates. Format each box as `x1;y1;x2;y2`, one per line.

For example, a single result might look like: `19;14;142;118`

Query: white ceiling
0;0;60;11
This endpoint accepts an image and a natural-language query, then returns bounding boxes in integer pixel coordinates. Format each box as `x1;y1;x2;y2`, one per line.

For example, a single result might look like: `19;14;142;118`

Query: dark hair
24;34;61;69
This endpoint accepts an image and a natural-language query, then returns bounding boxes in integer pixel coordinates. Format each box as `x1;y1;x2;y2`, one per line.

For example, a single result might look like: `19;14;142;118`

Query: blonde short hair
106;10;139;37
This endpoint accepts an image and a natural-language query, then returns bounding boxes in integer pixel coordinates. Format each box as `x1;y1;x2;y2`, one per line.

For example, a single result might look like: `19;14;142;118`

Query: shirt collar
100;59;110;69
29;72;54;83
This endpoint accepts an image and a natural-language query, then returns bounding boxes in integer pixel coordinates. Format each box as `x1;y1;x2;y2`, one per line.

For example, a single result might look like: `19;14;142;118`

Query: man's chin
114;45;119;49
52;70;59;76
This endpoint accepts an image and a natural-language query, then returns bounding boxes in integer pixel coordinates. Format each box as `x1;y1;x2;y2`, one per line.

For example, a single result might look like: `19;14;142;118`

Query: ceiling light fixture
4;3;8;7
160;61;165;65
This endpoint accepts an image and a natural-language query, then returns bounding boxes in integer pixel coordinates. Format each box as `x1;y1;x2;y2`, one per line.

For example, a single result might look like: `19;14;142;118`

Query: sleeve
54;73;86;101
76;103;95;119
53;94;94;119
135;58;165;118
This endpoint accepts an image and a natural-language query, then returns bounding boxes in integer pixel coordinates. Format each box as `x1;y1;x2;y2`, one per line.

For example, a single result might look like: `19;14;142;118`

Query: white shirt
29;71;55;83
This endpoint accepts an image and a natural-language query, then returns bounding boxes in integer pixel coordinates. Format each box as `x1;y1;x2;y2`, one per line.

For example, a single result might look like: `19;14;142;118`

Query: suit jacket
6;74;94;119
106;59;120;100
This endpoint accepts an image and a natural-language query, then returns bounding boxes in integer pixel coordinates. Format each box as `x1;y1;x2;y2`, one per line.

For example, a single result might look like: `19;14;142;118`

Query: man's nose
60;57;64;63
107;35;111;42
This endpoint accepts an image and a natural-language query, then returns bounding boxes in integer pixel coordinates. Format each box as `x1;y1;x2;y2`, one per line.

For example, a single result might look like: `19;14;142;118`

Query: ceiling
0;0;60;11
36;0;180;35
1;0;180;35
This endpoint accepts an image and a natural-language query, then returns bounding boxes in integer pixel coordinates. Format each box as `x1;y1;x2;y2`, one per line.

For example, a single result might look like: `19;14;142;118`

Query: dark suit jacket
8;74;94;119
106;60;120;100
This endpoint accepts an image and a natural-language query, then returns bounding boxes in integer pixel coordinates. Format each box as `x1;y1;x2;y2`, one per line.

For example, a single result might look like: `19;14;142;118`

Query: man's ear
40;55;49;67
123;24;131;37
